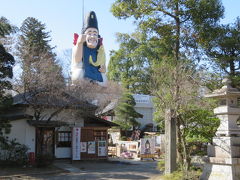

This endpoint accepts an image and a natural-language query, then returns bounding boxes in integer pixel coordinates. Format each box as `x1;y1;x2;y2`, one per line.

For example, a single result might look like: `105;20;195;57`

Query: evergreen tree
16;17;65;122
17;17;64;88
0;17;15;139
107;32;151;94
114;91;142;131
0;17;16;38
201;18;240;88
111;0;224;171
109;0;224;94
111;0;224;62
16;17;67;156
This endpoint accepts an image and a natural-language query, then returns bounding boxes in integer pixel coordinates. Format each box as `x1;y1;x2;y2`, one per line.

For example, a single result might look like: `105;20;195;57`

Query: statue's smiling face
85;28;99;48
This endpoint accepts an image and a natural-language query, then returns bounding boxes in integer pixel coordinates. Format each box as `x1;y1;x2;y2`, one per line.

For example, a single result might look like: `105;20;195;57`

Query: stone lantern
201;78;240;180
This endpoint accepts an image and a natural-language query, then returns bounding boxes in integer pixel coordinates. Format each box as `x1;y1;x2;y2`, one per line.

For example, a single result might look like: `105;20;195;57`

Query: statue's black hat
82;11;98;33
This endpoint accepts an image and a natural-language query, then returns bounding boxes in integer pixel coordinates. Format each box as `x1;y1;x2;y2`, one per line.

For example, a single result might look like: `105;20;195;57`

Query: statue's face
85;28;99;48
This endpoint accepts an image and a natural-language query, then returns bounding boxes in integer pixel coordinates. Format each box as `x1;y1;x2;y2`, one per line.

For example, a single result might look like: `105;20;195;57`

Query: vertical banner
140;138;155;155
72;127;81;160
98;141;107;156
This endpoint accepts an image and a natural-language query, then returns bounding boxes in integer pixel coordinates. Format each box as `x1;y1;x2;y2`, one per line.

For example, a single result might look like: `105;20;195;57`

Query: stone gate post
165;109;177;174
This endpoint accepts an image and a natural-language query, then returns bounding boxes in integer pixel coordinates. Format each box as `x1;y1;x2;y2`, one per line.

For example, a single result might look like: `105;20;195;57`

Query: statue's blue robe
83;46;103;82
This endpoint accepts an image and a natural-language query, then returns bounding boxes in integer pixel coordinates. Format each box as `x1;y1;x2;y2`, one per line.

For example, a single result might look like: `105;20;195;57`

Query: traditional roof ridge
13;91;97;110
27;120;68;127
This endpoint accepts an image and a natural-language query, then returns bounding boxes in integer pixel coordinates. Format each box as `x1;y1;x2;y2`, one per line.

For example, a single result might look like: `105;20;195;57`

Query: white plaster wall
55;147;71;158
135;107;156;128
5;119;35;152
133;95;156;129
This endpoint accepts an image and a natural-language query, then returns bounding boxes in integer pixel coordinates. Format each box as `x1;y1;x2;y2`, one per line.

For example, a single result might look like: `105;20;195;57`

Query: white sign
98;141;107;156
140;138;155;155
80;142;87;152
109;132;120;144
88;141;96;154
72;127;81;160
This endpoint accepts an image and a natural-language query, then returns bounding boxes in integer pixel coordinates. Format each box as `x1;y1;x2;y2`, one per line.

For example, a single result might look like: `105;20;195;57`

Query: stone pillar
165;109;177;174
201;79;240;180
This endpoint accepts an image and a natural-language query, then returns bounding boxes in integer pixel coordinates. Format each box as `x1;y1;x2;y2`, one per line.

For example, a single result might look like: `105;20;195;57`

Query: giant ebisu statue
71;11;107;87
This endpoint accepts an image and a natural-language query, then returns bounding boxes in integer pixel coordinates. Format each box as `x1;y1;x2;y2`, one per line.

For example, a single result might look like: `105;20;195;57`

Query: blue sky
0;0;239;67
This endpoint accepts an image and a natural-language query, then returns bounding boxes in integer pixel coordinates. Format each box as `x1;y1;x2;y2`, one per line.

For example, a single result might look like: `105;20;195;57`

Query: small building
1;92;117;161
101;94;157;132
133;94;157;132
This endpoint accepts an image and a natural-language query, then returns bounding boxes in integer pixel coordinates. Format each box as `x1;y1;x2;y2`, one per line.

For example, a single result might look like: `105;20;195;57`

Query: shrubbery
158;160;202;180
0;138;29;166
162;169;202;180
120;136;127;141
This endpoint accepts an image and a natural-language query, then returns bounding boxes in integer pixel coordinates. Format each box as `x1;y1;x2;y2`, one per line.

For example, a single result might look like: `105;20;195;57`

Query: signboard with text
80;142;87;152
98;141;107;156
88;141;96;154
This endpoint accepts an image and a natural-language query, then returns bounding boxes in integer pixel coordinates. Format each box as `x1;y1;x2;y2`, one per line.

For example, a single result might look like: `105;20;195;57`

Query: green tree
111;0;224;63
17;17;64;87
109;0;224;93
114;91;142;132
151;59;220;171
15;17;67;156
15;17;65;120
111;0;224;171
201;18;240;88
0;17;16;37
0;17;15;140
108;32;152;94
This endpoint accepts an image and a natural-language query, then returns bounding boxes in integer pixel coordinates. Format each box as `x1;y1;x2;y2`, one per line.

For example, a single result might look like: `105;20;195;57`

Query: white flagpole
82;0;85;28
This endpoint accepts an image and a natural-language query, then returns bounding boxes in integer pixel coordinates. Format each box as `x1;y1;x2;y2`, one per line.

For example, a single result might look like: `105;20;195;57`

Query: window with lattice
57;131;72;147
94;130;107;141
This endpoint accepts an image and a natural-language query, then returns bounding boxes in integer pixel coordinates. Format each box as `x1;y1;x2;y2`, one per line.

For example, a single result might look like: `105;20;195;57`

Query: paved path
6;158;162;180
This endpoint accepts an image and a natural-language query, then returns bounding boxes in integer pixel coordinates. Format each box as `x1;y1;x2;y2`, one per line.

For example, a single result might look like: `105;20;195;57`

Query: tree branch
47;107;64;122
151;2;177;19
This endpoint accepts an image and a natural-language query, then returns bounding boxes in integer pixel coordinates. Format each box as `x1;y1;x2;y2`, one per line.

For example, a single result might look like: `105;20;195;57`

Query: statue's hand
99;65;106;73
77;34;86;45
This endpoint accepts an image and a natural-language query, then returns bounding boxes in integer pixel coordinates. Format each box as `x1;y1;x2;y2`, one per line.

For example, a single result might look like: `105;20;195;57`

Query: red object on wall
28;152;35;165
